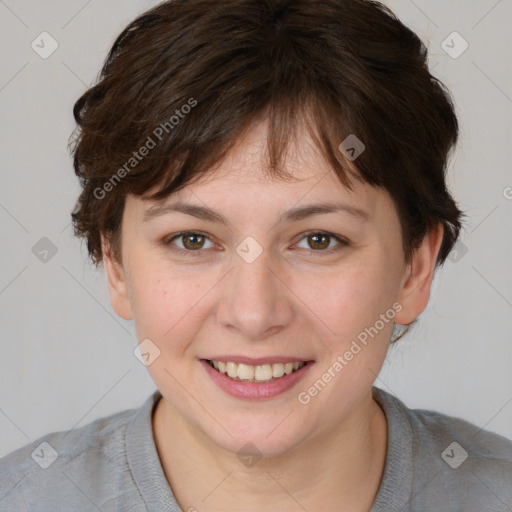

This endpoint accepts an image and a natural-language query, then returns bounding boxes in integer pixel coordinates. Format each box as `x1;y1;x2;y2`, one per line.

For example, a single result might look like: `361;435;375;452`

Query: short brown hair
70;0;464;270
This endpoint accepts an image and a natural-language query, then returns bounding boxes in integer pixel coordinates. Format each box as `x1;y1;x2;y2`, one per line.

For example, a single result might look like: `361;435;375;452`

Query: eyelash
162;230;349;257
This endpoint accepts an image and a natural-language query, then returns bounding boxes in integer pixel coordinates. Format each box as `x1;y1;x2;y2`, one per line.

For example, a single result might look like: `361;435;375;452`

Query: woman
1;1;511;510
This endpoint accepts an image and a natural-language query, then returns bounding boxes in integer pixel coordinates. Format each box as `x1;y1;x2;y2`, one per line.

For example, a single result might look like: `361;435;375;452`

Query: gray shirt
1;387;511;511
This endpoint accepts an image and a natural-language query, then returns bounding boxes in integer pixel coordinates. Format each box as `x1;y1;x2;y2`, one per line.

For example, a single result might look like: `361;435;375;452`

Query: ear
101;233;133;320
394;223;444;325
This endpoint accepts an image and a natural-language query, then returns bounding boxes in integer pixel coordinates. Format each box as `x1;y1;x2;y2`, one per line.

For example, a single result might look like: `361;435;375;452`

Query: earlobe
394;223;444;325
101;234;133;321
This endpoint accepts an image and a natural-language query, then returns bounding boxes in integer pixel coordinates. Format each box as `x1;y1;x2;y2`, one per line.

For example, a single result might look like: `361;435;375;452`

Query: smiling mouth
204;359;312;383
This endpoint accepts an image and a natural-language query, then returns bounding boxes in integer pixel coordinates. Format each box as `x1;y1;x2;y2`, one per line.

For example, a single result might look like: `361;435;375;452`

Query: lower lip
200;359;315;400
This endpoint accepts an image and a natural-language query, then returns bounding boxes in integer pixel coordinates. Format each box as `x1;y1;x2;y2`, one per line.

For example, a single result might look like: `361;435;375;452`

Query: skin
102;119;443;511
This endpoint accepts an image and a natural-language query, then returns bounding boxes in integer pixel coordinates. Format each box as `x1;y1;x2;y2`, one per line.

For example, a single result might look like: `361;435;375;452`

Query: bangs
140;96;370;205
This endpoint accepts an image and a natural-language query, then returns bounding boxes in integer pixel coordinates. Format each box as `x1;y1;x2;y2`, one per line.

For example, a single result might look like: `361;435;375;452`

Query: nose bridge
217;243;292;339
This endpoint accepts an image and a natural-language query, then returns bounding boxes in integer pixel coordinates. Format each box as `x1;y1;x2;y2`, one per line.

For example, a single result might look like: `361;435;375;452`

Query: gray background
0;0;511;459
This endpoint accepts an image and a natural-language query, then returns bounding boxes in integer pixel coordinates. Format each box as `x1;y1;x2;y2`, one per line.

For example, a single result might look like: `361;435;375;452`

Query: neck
152;391;387;512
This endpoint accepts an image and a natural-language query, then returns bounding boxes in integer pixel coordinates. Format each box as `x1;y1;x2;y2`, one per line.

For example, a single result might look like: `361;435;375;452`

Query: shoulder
372;387;512;511
407;398;512;470
0;405;135;474
0;394;157;510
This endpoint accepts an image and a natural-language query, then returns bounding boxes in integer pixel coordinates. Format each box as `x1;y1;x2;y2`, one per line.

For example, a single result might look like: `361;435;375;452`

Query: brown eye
164;232;215;255
295;231;348;253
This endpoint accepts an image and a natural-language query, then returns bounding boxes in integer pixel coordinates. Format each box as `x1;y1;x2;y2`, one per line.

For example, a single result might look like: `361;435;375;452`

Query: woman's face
104;120;432;457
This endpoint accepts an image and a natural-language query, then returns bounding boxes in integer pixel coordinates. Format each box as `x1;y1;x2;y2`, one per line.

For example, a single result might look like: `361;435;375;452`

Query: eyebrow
143;201;370;225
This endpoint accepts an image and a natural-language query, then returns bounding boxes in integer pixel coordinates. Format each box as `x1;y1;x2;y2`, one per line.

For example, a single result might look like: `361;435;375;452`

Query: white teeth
272;363;285;378
226;362;237;378
237;363;255;380
255;364;273;381
209;360;306;382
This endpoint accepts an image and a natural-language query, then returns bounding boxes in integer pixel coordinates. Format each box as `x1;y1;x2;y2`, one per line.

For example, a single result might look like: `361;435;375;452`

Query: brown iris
181;233;206;250
307;233;330;250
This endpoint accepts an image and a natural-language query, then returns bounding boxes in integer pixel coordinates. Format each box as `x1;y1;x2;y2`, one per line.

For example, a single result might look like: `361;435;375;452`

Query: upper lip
202;356;314;365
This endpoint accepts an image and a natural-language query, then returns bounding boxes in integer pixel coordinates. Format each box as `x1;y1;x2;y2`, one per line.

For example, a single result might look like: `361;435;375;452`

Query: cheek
293;264;396;428
128;269;197;344
295;261;396;344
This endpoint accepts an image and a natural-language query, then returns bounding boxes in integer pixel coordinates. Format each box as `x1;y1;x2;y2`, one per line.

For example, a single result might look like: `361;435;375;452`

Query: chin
204;418;308;461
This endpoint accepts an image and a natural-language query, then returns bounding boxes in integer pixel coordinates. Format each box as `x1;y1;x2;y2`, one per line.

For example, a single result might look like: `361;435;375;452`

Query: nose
216;249;294;341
